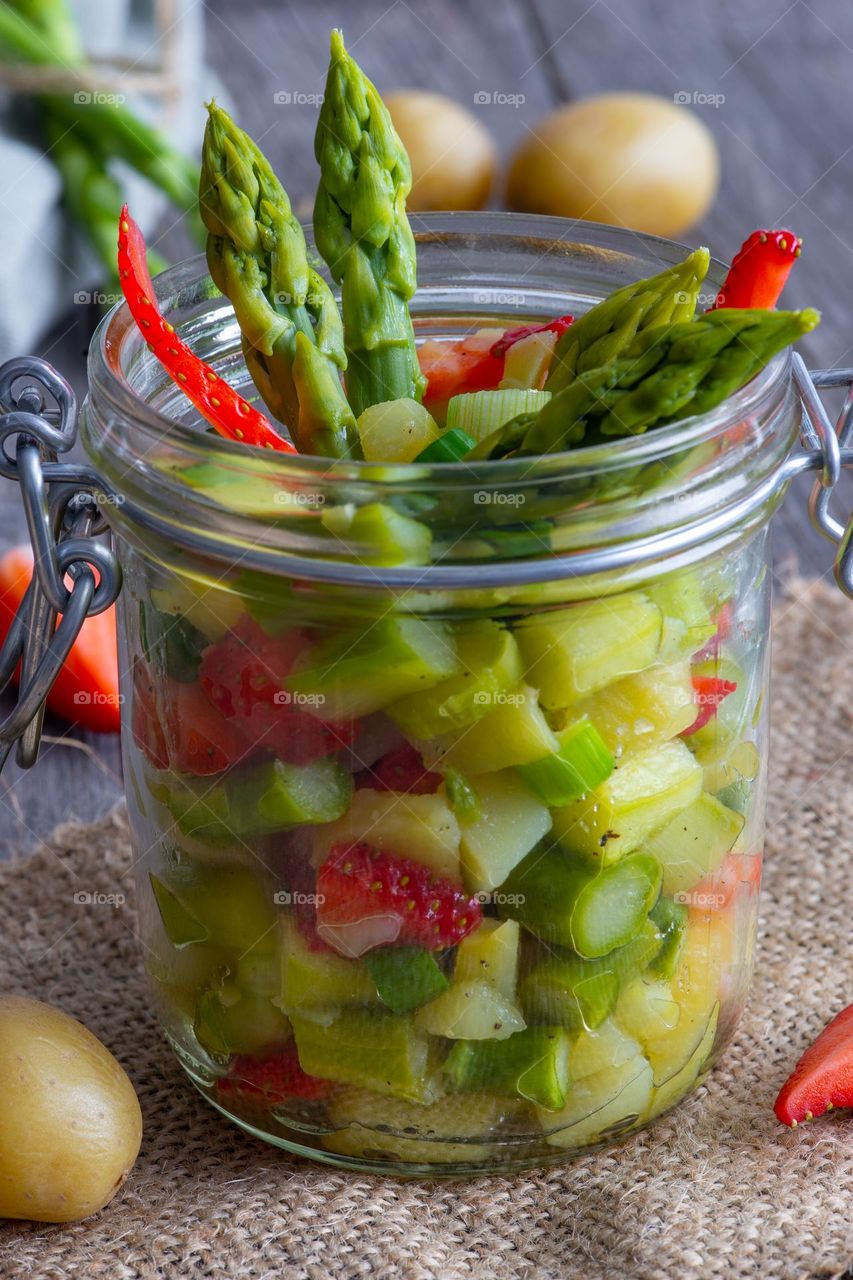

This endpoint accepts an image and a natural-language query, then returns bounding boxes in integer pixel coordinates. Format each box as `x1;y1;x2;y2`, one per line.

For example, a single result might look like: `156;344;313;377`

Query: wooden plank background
3;0;853;854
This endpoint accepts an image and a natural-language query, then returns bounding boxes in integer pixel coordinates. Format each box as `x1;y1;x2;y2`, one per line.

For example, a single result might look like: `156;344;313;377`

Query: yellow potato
0;996;142;1222
386;91;497;211
507;92;719;237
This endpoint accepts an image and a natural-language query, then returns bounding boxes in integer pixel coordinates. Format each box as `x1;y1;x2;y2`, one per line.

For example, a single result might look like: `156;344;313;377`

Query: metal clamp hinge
788;355;853;596
0;357;122;775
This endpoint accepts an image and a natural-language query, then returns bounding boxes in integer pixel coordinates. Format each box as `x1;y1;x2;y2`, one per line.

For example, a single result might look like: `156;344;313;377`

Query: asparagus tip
799;307;821;332
330;27;347;60
692;246;711;275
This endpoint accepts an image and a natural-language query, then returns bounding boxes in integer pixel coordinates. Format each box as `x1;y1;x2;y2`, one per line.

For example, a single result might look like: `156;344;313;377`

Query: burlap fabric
2;578;853;1280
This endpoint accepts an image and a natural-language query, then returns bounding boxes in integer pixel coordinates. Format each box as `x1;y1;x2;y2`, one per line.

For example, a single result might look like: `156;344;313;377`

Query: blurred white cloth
0;0;213;361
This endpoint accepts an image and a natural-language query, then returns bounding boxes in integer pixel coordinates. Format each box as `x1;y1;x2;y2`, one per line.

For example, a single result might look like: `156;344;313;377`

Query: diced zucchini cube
387;621;524;739
552;739;703;864
427;684;560;774
291;1009;431;1102
357;398;440;462
459;770;552;893
645;791;744;898
289;616;459;719
568;660;696;758
515;591;662;710
540;1054;653;1147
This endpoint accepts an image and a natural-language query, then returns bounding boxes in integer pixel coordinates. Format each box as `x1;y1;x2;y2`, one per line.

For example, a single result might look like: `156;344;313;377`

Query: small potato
386;91;497;211
0;996;142;1223
507;92;719;237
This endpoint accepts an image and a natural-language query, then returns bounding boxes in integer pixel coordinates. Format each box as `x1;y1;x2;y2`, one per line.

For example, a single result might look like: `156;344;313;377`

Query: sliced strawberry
681;674;738;737
356;742;442;795
131;660;169;769
200;616;356;764
489;313;574;359
316;840;482;958
200;615;308;718
775;1003;853;1128
419;330;505;414
216;1046;331;1104
687;852;762;917
162;678;253;775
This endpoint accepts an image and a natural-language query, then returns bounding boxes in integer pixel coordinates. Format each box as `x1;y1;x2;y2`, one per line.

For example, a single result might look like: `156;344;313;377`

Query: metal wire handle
1;352;852;776
0;357;122;773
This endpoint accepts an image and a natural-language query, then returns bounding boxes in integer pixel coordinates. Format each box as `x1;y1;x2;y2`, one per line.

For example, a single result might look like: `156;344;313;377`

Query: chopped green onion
446;388;552;442
519;716;614;806
414;428;476;463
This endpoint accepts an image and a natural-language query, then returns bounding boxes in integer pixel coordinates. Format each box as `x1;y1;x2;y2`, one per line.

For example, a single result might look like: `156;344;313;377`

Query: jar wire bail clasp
788;354;853;596
0;356;122;775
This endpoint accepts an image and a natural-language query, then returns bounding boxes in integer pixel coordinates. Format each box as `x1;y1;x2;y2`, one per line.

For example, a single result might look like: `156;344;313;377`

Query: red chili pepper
710;229;802;311
693;601;733;661
774;1003;853;1127
117;206;295;453
490;313;574;359
681;674;738;736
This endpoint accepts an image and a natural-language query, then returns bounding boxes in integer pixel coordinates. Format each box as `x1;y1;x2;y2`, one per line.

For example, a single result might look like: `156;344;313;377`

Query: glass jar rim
82;214;800;590
88;211;787;483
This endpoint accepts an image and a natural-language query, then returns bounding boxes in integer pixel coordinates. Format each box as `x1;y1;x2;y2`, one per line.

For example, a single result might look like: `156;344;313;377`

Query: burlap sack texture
2;578;853;1280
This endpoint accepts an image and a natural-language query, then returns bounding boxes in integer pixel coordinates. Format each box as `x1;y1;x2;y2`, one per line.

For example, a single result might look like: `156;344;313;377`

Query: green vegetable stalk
545;248;711;397
44;108;167;281
314;29;425;415
0;0;202;256
200;103;360;458
473;307;820;458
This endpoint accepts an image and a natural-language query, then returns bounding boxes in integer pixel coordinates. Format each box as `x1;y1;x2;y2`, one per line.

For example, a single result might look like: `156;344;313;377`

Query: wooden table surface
3;0;853;854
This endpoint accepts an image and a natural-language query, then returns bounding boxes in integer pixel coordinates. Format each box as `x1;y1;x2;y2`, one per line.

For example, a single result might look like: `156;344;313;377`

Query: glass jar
71;215;829;1174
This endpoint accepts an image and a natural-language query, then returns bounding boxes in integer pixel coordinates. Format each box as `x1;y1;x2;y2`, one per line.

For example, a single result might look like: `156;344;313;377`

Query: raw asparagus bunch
314;29;425;415
0;0;201;270
545;248;711;397
45;109;168;281
200;103;359;458
472;307;820;458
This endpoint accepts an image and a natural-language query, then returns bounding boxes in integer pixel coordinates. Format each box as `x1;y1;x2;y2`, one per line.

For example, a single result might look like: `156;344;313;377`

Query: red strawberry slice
200;616;357;764
162;678;254;775
316;840;482;958
216;1047;331;1104
489;313;574;358
131;661;169;770
355;742;442;795
774;1003;853;1128
200;615;308;718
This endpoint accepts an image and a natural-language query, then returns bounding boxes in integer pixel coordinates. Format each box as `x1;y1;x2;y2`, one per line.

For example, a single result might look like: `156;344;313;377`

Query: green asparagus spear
545;248;711;397
200;103;360;458
314;29;425;415
472;307;819;458
44;109;167;282
292;332;359;460
5;0;82;61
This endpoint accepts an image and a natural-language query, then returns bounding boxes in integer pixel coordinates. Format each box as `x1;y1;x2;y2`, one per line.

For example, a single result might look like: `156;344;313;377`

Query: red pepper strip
117;206;296;453
489;313;574;359
774;1003;853;1127
693;601;733;661
681;674;737;737
709;229;802;311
